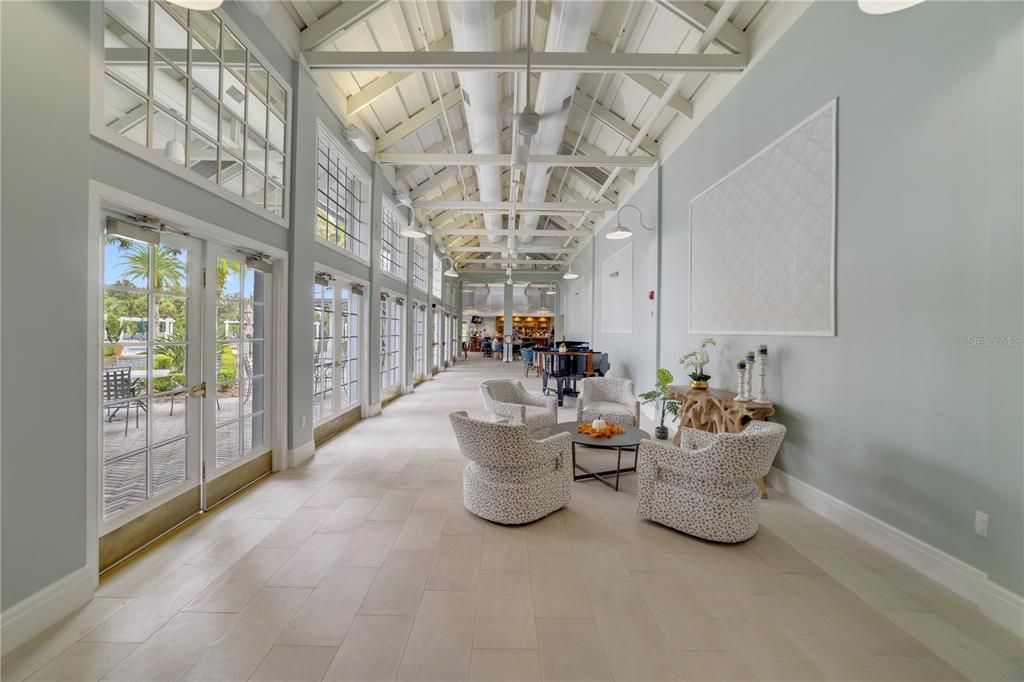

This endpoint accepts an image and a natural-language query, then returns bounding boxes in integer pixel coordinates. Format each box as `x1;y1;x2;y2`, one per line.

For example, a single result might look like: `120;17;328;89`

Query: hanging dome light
163;139;185;165
167;0;223;10
343;125;374;154
857;0;925;14
562;262;579;280
400;220;426;239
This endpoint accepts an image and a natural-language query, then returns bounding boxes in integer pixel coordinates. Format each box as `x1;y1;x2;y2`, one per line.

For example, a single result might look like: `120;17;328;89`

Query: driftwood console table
665;385;776;498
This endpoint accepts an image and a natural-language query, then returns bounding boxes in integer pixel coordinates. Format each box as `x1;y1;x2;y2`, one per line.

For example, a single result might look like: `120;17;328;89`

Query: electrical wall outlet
975;511;989;538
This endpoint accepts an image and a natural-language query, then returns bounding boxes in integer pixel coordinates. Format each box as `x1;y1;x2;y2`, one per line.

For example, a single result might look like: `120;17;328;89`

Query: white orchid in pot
680;337;717;389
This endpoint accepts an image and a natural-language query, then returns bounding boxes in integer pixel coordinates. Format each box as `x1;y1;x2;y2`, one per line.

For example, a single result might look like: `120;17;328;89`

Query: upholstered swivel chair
480;379;558;433
449;411;572;524
636;421;787;543
576;376;640;427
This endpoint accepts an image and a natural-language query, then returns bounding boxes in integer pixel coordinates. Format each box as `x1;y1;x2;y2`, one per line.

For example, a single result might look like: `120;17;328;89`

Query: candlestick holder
744;352;756;401
753;348;769;403
734;361;749;402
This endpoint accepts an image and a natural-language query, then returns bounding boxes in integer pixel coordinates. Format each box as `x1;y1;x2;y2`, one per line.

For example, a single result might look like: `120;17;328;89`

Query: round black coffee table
549;421;650;491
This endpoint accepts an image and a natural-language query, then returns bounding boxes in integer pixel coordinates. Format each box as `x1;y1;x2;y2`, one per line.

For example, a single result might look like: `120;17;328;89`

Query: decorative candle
759;344;768;355
735;360;749;402
754;345;769;403
745;352;756;401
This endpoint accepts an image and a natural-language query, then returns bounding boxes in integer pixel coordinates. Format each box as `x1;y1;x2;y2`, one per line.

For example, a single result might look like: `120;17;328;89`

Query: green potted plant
680;337;717;389
640;368;682;440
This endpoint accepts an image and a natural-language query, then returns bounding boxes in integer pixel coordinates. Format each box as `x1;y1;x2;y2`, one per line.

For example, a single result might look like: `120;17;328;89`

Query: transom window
412;239;427;292
380;197;406;280
101;1;287;217
316;128;369;260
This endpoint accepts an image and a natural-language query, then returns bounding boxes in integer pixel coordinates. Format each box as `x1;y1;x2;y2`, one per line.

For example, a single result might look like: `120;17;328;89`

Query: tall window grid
413;305;426;379
431;253;442;299
411;238;427;291
101;1;287;216
380;296;403;392
433;309;442;369
316;129;369;260
380;197;407;280
312;279;334;423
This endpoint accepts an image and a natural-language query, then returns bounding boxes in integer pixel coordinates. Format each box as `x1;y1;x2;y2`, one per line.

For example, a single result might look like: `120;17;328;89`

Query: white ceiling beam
377;153;656;168
395;127;470;182
651;0;749;54
305;51;748;73
290;0;319;28
459;258;563;266
585;36;694;118
345;33;454;116
300;1;389;51
570;88;660;156
411;200;613;215
375;88;464;152
439;228;590;237
409;166;461;200
449;246;575;254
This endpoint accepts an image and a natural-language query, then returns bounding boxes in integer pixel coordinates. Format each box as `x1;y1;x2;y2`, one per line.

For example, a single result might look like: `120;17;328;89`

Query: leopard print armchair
480;379;558;433
636;421;786;543
449;411;572;524
576;377;640;427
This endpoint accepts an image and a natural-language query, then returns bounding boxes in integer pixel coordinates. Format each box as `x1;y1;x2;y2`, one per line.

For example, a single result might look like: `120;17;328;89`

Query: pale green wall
577;0;1023;594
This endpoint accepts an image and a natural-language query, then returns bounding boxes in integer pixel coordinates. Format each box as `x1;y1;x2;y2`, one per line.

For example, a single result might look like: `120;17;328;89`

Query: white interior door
100;225;203;530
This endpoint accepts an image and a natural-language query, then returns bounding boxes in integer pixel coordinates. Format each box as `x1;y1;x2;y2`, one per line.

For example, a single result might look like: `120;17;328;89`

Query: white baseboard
766;467;1024;638
366;402;382;417
289;439;315;467
977;578;1024;638
1;564;96;656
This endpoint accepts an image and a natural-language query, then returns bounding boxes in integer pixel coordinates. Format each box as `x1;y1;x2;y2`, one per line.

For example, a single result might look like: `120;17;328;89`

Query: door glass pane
152;438;187;495
216;421;240;466
102;231;195;521
243;415;264;453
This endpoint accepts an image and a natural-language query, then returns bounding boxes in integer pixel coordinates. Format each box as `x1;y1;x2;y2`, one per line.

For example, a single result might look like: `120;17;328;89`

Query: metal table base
571;441;638;492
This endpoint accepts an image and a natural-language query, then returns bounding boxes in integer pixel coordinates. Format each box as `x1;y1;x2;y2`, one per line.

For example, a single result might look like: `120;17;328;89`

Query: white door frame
87;181;289;579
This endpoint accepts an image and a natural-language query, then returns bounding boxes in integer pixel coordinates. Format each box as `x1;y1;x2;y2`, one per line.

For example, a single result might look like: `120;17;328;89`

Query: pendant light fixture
440;256;459;278
562;262;579;280
400;220;426;239
606;204;654;240
857;0;925;14
167;0;223;10
163;138;185;165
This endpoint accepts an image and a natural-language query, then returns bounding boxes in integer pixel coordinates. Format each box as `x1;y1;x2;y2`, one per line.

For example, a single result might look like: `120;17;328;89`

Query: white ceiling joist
378;153;656;168
412;200;614;214
570;88;660;156
375;88;464;151
439;228;591;237
585;36;694;118
449;246;575;254
458;258;563;266
305;51;748;73
345;34;454;116
409;166;462;200
300;1;389;51
652;0;750;54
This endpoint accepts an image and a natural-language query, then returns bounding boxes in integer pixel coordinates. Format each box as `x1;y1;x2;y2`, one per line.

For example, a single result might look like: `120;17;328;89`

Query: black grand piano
538;342;609;406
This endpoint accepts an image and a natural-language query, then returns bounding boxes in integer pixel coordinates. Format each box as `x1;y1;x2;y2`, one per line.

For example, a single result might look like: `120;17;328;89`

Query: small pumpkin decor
578;418;625;438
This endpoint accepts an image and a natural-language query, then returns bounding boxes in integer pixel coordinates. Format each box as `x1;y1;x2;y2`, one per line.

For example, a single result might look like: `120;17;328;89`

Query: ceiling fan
509;0;570;170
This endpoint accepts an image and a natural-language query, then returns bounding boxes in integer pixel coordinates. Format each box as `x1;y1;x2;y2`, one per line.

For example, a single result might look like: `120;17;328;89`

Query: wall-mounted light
440;256;459;278
344;125;374;154
606;203;655;240
857;0;925;14
563;262;579;280
167;0;222;9
400;220;426;239
396;192;413;207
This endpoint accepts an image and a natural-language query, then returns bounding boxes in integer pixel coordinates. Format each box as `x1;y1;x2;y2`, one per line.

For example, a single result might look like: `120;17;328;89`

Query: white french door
101;224;203;529
204;246;272;486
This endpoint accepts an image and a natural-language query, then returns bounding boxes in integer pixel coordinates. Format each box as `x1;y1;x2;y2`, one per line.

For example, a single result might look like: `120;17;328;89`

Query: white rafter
378;153;656;168
305;50;748;73
300;0;389;51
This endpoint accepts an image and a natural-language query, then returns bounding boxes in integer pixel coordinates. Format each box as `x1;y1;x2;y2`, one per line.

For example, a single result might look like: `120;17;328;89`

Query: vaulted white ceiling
270;0;778;274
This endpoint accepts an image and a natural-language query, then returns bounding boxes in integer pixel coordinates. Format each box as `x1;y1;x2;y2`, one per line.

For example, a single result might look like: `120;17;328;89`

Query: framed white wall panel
601;243;634;334
688;100;837;336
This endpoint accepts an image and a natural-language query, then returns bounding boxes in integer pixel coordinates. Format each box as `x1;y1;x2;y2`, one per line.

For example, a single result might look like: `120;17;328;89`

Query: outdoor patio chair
103;366;146;435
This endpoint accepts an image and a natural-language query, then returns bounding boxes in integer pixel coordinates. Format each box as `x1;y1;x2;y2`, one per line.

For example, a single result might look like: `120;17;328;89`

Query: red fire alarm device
648;290;655;300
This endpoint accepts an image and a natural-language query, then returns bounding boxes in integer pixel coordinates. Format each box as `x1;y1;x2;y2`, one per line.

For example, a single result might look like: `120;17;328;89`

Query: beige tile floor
4;358;1023;681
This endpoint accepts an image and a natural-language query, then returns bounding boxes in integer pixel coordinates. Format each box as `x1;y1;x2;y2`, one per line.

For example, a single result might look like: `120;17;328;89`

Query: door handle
189;382;207;398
